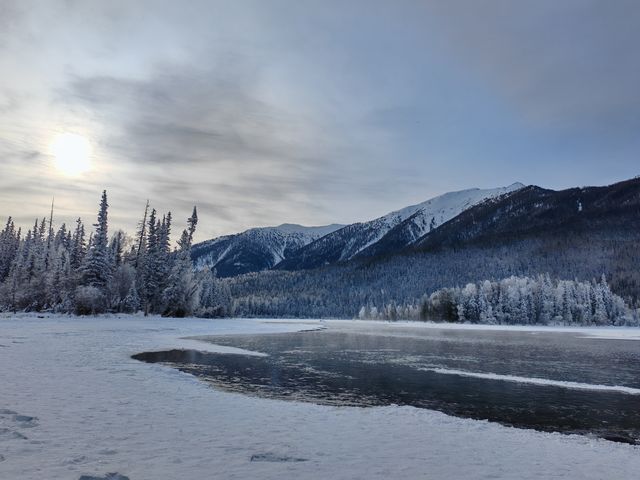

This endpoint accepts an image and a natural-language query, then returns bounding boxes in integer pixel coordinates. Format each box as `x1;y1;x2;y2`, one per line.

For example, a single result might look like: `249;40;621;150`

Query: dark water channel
132;324;640;444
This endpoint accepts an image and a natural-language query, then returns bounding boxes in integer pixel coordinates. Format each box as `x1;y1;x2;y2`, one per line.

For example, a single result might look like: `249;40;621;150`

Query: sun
50;132;92;176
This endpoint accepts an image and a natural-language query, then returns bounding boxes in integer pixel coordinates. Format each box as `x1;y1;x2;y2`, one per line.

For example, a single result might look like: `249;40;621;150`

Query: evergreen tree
80;191;113;291
122;282;141;313
134;200;149;269
0;194;203;317
70;218;86;270
142;209;162;314
0;217;19;281
163;207;200;317
110;231;125;267
197;268;232;317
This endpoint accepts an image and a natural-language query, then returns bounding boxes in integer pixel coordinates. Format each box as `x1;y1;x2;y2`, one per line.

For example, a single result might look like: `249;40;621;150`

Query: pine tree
134;200;149;269
80;191;113;291
110;231;125;267
163;207;200;317
197;269;232;317
70;218;86;270
0;217;19;281
122;282;141;313
142;208;161;314
0;195;208;317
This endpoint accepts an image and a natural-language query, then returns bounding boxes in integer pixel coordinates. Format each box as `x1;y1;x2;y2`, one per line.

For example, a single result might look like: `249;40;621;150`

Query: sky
1;0;639;241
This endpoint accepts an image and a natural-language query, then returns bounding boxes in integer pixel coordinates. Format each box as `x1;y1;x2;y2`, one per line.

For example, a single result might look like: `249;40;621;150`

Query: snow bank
343;318;640;338
1;315;638;480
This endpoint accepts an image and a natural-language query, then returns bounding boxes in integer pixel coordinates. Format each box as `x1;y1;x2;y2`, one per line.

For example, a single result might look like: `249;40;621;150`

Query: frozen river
134;322;640;444
2;315;640;479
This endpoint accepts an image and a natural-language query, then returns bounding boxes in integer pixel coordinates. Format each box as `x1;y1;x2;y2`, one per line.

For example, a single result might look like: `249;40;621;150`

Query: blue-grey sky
1;0;639;240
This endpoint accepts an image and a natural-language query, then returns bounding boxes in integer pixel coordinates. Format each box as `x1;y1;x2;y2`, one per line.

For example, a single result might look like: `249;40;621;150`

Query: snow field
1;315;639;480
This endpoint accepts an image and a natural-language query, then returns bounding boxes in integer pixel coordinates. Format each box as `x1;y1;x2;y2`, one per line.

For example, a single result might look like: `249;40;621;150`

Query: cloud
54;58;370;238
420;0;640;138
2;0;640;242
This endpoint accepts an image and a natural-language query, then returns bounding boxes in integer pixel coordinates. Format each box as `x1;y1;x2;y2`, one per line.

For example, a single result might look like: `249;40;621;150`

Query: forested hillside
2;178;638;325
222;178;640;319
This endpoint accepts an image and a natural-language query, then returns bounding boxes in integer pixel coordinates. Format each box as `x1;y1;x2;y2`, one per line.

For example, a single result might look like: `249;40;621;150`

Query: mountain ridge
414;177;640;252
275;183;524;270
192;183;525;276
221;176;640;319
191;223;344;277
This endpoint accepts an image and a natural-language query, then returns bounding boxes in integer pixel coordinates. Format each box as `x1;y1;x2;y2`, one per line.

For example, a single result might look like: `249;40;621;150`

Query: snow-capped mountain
191;223;344;277
415;177;640;252
275;183;524;270
356;183;525;259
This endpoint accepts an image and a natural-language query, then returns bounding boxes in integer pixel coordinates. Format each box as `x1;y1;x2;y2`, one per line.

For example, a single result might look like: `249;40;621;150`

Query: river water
133;322;640;444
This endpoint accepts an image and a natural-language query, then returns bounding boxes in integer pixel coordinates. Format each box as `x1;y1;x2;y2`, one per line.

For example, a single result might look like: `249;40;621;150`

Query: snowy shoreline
332;318;640;338
1;314;639;479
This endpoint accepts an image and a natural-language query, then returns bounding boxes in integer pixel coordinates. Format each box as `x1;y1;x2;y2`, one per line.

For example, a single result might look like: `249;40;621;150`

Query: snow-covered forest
0;192;232;317
219;233;639;320
358;275;636;326
1;192;637;326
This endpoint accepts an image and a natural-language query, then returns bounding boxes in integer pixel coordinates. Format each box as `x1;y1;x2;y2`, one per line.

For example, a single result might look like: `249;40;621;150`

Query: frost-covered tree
0;193;203;318
163;207;200;317
122;282;141;313
74;285;106;315
197;268;232;317
108;263;136;312
361;275;631;326
141;208;161;314
138;209;175;314
70;218;86;270
0;217;20;282
80;191;112;291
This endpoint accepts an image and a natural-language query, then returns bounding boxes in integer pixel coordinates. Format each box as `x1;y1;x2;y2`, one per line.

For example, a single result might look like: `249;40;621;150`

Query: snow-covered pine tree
163;207;199;317
134;200;149;269
79;191;113;310
0;217;20;282
109;231;125;268
70;218;86;270
197;268;232;317
46;242;71;310
142;209;163;314
122;282;141;313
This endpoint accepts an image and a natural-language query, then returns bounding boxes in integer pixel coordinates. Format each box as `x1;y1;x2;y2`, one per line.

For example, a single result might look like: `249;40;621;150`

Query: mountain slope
222;177;640;319
191;223;343;277
276;183;523;270
415;177;640;252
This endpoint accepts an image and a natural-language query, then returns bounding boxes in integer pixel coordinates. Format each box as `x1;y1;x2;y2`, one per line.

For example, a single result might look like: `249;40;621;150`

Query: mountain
415;177;640;252
275;183;524;270
191;223;344;277
222;177;640;319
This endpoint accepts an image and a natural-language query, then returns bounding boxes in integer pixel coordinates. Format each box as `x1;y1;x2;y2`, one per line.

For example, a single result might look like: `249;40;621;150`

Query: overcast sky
1;0;639;241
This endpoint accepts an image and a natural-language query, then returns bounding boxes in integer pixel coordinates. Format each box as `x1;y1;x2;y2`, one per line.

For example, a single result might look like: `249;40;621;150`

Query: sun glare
50;132;92;176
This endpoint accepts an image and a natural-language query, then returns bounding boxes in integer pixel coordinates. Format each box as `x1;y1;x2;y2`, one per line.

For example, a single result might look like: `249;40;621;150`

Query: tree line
358;275;636;326
220;232;640;320
2;192;638;325
0;191;232;317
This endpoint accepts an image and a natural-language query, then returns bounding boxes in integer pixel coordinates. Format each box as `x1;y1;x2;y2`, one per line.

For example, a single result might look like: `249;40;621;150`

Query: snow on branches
360;275;633;326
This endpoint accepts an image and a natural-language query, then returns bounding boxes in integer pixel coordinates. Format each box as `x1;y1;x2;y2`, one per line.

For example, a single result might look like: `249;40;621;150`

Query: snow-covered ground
1;315;639;480
341;318;640;338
